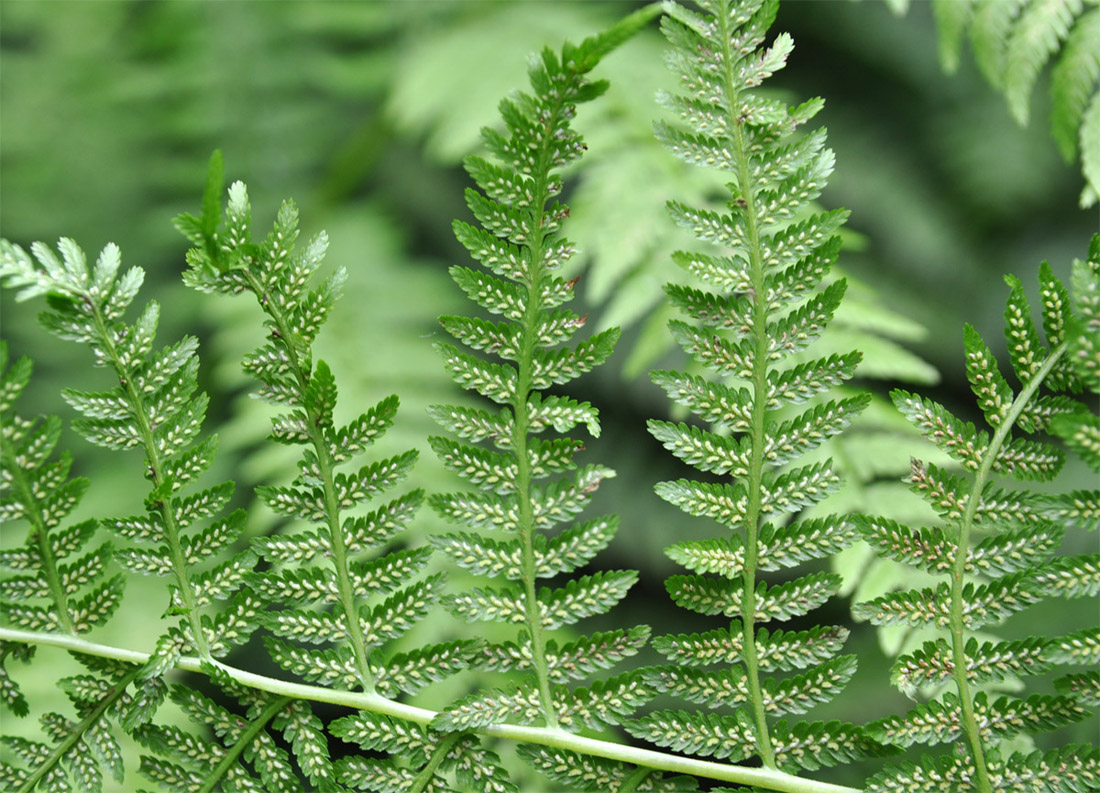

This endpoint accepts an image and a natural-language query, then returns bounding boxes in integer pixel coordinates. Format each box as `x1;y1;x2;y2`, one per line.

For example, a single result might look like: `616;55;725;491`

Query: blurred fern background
1;1;1095;787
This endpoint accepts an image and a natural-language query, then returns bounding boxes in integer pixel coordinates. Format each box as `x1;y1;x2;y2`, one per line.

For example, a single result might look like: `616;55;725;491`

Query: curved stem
718;0;776;768
1;627;861;793
948;341;1068;793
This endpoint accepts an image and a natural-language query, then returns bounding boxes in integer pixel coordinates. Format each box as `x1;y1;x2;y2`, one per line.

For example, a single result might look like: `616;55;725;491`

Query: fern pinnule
634;0;875;777
426;8;660;775
857;239;1100;793
0;235;257;682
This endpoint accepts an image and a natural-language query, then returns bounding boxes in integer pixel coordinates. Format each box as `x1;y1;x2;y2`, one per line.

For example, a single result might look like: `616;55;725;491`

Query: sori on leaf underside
0;2;1096;792
625;0;884;778
856;235;1100;793
424;7;665;786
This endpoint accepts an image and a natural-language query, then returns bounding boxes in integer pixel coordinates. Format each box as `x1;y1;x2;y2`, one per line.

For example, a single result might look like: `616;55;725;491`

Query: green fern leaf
425;5;660;740
1;237;254;670
1003;0;1083;126
647;11;869;776
517;746;698;792
624;709;755;762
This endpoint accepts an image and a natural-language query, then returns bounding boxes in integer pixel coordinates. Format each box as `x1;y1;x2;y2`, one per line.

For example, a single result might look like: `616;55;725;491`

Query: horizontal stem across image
1;627;862;793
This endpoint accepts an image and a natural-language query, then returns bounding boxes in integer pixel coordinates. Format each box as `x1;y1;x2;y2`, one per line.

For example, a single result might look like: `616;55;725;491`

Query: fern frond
0;342;122;642
857;240;1099;792
133;672;342;793
178;156;446;709
646;0;871;775
427;5;659;743
0;236;255;687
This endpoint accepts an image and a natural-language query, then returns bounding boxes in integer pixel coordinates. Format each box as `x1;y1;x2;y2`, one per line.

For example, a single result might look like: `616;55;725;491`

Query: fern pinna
0;341;140;792
627;0;882;780
0;237;258;676
177;154;505;792
856;239;1100;793
0;235;267;790
424;7;678;788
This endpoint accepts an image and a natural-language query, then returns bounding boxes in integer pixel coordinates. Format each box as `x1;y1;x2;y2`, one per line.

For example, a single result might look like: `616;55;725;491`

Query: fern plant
0;236;260;680
0;341;138;792
855;238;1100;793
0;3;1097;793
176;152;528;791
624;0;885;782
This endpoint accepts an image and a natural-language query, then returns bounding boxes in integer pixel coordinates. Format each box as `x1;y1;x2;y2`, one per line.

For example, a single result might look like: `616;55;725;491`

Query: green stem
242;271;376;694
719;1;776;768
197;695;292;793
0;627;862;793
1;452;75;634
948;341;1068;793
408;732;463;793
508;64;584;733
86;299;210;659
618;765;654;793
16;664;142;793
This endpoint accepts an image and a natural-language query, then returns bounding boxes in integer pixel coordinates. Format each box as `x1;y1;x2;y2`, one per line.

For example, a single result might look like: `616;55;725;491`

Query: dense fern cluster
0;2;1096;793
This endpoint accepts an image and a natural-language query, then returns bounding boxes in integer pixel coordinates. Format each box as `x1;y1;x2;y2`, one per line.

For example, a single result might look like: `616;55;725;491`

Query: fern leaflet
857;237;1100;793
426;6;660;786
633;0;879;778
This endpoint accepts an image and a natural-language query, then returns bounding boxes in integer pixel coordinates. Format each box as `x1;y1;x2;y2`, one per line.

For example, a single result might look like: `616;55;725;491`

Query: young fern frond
856;238;1100;793
0;344;141;793
0;237;258;680
177;156;484;790
632;0;878;777
929;0;1100;207
427;3;658;767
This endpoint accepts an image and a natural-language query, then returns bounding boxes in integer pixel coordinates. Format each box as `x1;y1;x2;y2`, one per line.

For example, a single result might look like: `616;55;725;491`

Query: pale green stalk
0;627;863;793
948;340;1069;793
241;270;377;694
719;0;777;768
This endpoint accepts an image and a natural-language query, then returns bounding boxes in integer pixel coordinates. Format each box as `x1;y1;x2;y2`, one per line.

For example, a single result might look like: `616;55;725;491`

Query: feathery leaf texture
427;6;658;747
0;234;256;678
178;154;459;712
858;240;1100;792
644;0;872;774
0;349;145;791
0;343;122;640
930;0;1099;207
133;670;343;793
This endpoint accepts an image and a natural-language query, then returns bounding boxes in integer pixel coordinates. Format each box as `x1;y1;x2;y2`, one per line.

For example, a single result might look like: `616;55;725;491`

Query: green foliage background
1;0;1096;787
